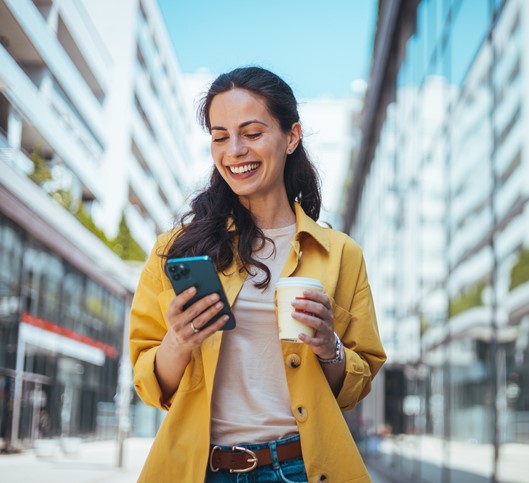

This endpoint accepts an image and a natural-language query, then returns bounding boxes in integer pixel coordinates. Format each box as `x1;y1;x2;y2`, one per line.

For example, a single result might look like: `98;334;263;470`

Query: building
0;0;197;449
342;0;529;481
299;83;365;230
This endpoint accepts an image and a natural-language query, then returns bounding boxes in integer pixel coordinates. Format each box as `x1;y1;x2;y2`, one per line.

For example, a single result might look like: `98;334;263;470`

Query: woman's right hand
155;286;229;402
164;286;230;351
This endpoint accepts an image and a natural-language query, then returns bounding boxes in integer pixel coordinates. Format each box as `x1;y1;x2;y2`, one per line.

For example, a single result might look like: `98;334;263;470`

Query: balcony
3;0;106;145
0;153;138;294
128;153;173;232
0;44;101;199
124;203;157;253
133;62;188;180
507;281;529;322
53;0;111;98
131;106;184;212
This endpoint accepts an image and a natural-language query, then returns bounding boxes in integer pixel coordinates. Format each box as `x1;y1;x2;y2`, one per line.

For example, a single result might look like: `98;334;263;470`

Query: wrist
317;332;345;364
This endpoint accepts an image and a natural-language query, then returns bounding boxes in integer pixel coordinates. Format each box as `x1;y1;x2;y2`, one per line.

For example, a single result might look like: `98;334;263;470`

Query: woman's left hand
291;290;336;360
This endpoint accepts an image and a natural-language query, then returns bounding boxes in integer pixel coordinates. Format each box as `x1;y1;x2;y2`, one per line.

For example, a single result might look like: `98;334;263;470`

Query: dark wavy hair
163;66;322;289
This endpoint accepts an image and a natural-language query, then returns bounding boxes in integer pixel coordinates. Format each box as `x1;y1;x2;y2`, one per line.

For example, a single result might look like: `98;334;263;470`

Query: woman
130;66;386;482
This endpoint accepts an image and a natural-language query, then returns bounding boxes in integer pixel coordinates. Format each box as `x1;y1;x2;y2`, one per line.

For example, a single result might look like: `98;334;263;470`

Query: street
0;437;397;483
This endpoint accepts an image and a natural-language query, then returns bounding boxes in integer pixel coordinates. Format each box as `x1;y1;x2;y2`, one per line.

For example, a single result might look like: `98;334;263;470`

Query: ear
286;122;302;155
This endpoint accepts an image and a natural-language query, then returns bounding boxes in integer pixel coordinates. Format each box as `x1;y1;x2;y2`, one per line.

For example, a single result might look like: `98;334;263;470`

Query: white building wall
0;0;201;252
79;0;138;237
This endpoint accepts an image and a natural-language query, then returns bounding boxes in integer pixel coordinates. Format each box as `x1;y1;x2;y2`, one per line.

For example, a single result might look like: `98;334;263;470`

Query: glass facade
348;0;529;481
0;214;126;448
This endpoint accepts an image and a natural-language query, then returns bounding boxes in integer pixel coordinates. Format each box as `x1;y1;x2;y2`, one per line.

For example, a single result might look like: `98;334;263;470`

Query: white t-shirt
210;223;299;445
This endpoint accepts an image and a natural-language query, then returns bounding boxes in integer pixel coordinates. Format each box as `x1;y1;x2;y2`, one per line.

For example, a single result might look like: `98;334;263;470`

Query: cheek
210;148;222;167
211;153;229;181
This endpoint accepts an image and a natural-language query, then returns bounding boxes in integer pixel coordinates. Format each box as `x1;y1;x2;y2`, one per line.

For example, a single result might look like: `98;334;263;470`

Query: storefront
0;210;131;450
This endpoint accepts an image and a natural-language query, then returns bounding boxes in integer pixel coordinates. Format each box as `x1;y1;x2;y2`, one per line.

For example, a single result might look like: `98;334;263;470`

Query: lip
226;162;261;178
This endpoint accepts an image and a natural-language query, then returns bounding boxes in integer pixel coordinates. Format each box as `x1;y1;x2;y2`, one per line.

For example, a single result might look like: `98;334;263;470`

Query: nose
227;136;248;157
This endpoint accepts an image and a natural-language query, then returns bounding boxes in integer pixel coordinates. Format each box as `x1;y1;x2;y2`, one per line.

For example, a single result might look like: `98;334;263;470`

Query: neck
239;194;295;229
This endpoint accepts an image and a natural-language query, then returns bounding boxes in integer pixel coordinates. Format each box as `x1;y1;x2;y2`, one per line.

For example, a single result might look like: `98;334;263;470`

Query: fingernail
188;287;196;294
210;293;220;301
303;290;312;296
215;302;223;309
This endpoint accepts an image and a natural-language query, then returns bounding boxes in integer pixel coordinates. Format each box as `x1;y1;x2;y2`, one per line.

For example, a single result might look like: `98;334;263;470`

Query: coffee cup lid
275;277;323;290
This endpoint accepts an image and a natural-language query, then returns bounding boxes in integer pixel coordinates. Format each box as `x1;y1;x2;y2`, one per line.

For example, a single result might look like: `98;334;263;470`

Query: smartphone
164;256;236;331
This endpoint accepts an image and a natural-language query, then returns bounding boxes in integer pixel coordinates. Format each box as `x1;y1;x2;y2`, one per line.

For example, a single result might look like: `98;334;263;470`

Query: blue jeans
205;434;308;482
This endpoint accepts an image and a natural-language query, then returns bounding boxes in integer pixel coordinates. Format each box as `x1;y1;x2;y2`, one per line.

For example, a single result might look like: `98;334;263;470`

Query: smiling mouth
229;163;260;174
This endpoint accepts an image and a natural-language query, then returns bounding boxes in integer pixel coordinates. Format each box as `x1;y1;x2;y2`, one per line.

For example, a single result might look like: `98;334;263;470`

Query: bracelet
317;332;345;364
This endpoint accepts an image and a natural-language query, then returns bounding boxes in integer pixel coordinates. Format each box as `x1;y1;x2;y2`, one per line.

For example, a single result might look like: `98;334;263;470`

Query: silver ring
190;322;200;334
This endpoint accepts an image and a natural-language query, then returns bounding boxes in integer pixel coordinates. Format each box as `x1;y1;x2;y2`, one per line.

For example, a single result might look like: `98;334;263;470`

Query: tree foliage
27;151;147;262
509;249;529;291
449;283;485;318
28;146;52;186
111;213;146;262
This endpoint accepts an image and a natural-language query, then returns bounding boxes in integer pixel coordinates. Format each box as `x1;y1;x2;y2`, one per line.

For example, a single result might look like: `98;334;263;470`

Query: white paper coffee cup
274;277;324;341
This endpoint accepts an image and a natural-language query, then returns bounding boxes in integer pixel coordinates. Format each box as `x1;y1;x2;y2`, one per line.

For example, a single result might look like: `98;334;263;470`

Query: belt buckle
209;446;222;473
230;445;258;473
208;445;259;473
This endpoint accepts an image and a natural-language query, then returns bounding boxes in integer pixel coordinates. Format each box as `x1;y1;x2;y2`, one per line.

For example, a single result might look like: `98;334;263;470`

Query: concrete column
7;106;22;150
46;1;60;34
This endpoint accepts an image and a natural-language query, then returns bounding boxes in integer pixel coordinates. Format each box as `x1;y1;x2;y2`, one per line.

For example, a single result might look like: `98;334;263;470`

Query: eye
212;136;228;143
245;133;262;140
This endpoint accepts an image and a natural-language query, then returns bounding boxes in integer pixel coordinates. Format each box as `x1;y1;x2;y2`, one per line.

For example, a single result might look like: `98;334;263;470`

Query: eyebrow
210;119;269;131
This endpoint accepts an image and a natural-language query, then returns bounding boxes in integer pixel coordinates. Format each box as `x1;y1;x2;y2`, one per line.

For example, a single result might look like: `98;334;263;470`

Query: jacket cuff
133;346;171;410
336;348;371;410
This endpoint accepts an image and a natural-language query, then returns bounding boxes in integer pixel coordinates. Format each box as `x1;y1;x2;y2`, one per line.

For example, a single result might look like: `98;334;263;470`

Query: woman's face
208;88;300;204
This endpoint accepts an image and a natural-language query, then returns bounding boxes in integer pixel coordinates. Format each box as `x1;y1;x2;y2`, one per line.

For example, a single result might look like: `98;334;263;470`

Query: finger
291;298;328;319
189;300;225;331
191;314;230;341
176;311;229;345
291;310;327;332
297;332;330;347
183;293;221;322
302;290;332;310
167;286;197;317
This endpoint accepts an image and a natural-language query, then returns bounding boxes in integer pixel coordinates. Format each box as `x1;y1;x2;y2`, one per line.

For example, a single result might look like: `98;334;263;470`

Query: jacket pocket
328;296;352;340
329;297;365;376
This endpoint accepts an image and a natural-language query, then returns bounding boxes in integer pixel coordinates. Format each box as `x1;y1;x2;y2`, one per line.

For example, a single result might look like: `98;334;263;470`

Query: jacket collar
226;202;330;252
293;202;330;253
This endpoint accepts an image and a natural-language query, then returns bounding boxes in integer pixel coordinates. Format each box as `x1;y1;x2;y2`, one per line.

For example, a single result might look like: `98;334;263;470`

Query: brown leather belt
209;439;302;473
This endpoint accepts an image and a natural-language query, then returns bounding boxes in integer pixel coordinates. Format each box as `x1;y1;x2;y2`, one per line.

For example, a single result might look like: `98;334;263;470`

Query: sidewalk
0;436;402;483
0;437;153;483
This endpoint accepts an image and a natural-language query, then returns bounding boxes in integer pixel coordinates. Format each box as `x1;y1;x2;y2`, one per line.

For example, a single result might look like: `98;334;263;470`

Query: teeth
229;163;259;174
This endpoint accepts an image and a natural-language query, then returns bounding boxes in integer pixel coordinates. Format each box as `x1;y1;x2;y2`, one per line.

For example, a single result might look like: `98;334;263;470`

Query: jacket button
295;406;308;423
287;354;301;368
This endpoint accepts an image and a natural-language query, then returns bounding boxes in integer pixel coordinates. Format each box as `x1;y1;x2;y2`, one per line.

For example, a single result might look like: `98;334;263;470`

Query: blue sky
156;0;377;99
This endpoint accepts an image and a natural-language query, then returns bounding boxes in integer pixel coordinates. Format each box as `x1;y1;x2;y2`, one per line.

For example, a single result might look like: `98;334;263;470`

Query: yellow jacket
130;203;386;482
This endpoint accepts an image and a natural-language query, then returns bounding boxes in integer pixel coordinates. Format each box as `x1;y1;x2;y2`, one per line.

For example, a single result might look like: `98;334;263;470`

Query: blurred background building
0;0;198;450
343;0;529;481
2;0;529;482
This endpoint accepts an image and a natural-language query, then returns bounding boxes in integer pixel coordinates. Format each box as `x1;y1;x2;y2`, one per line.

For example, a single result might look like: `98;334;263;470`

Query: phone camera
179;264;190;276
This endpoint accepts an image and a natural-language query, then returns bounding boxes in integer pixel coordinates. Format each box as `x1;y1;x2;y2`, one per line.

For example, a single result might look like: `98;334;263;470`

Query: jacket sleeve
334;238;386;411
129;236;171;410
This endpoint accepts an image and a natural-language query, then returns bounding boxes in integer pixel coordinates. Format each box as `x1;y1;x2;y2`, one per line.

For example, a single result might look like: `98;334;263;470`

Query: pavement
375;434;528;483
0;437;151;483
0;437;397;483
